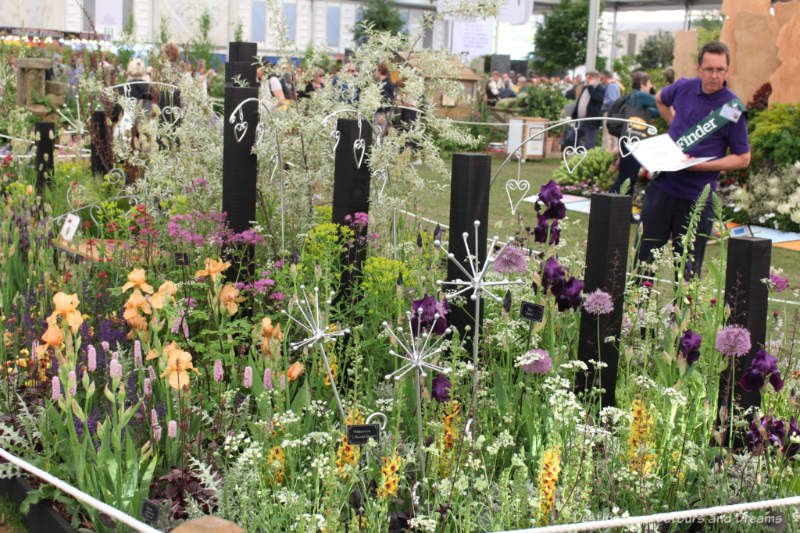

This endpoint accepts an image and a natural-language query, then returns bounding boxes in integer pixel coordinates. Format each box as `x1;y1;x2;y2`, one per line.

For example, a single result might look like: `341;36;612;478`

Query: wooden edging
0;477;75;533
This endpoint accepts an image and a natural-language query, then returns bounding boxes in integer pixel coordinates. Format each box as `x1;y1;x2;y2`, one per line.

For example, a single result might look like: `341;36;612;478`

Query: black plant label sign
174;252;189;266
347;424;380;445
520;301;544;322
141;499;160;524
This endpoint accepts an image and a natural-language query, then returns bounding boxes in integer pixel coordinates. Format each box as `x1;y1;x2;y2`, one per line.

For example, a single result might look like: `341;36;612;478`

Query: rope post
716;236;771;448
446;153;491;339
34;121;54;192
222;42;259;282
331;117;372;309
90;110;110;176
574;193;632;408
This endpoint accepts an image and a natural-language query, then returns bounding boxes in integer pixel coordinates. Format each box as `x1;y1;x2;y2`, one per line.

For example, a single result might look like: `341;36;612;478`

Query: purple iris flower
739;349;783;393
556;277;584;312
411;294;450;336
432;374;451;402
678;330;702;365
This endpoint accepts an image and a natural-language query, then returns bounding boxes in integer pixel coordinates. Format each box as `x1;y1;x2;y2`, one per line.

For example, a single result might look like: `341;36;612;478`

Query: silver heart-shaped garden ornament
254;122;266;146
618;135;641;158
353;138;366;169
233;121;248;144
330;130;340;158
505;178;531;215
162;106;182;126
563;145;587;175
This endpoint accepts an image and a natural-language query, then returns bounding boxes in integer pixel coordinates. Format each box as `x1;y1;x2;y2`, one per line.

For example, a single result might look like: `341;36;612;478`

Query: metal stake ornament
435;221;524;417
383;311;452;473
281;285;350;425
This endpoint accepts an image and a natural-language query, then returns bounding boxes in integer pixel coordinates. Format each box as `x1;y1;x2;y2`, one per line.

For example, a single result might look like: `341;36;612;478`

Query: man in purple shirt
638;41;751;277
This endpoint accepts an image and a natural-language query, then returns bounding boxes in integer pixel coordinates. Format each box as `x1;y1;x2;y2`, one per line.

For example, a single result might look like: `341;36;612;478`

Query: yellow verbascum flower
628;398;656;475
336;408;364;477
536;446;561;525
377;452;402;499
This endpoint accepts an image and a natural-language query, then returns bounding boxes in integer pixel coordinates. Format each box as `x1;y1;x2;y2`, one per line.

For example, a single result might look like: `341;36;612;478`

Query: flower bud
87;344;97;371
109;359;122;380
51;376;62;402
213;359;224;383
167;420;178;438
243;366;253;388
143;377;152;397
133;340;142;368
263;368;273;391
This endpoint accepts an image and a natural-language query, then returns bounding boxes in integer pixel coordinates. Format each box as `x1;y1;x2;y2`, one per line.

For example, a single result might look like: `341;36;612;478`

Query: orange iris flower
121;268;154;294
287;361;304;381
195;258;231;282
160;344;200;390
40;316;64;348
49;292;83;332
260;317;283;359
219;284;244;315
123;289;151;332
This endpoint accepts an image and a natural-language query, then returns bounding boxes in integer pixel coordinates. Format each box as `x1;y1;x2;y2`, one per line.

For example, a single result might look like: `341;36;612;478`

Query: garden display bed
0;477;74;533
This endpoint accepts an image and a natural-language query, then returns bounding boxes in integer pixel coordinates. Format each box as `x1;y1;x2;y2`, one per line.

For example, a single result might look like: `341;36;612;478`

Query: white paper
630;133;715;173
60;214;80;242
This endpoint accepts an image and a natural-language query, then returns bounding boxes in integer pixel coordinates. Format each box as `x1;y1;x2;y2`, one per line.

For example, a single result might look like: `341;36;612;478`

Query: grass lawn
405;153;800;307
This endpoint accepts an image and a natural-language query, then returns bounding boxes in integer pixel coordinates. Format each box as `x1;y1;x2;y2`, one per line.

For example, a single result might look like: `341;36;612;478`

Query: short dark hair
631;71;650;90
698;41;730;66
377;63;390;76
601;70;612;79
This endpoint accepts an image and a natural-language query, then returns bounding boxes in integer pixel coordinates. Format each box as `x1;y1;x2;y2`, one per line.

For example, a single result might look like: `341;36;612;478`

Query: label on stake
141;498;160;524
347;424;380;445
520;301;544;322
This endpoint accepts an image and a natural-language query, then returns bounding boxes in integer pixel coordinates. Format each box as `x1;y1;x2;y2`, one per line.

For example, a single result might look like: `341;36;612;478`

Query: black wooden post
34;121;54;192
90;110;110;175
222;42;259;281
331;118;372;307
445;153;491;338
574;193;632;407
716;236;770;447
225;42;258;87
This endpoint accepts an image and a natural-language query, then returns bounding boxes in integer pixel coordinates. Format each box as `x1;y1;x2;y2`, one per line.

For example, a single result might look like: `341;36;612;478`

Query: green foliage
531;0;593;75
518;83;568;122
352;0;406;46
636;30;674;70
552;147;616;192
726;163;800;232
692;12;723;46
234;21;244;42
612;55;638;90
187;10;217;70
158;16;170;46
748;103;800;171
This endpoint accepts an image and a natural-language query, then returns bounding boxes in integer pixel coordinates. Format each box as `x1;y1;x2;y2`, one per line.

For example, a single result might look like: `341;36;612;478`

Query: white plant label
60;214;80;241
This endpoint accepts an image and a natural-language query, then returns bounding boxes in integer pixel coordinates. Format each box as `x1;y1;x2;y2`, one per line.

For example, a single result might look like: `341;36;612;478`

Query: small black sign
141;499;160;524
520;301;544;322
347;424;380;445
174;252;189;266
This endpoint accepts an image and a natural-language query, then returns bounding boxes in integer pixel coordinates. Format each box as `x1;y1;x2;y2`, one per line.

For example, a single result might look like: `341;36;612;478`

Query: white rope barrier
0;447;161;533
492;495;800;533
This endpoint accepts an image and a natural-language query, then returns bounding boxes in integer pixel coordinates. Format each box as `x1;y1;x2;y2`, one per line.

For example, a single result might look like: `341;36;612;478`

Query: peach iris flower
121;268;154;294
49;292;83;332
219;284;244;315
195;258;231;282
160;345;200;390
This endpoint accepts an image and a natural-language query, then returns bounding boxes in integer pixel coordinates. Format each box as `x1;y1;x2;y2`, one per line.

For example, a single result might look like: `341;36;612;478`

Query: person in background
662;66;675;86
485;69;501;106
570;70;605;149
601;70;623;151
516;76;529;93
609;71;660;198
565;74;583;100
637;41;750;278
299;67;325;98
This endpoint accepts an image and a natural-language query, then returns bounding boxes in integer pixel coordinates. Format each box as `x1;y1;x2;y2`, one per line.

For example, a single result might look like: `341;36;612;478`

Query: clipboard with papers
629;133;716;172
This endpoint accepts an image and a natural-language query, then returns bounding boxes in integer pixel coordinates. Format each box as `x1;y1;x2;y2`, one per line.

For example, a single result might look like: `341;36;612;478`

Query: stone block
16;57;52;69
27;104;49;118
46;93;65;108
773;0;800;31
172;517;245;533
729;14;780;104
673;30;698;80
45;80;65;95
770;5;800;105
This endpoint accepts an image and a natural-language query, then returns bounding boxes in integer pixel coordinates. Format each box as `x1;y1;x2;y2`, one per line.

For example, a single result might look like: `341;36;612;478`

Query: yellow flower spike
219;284;244;315
121;268;154;294
194;258;231;282
536;446;561;526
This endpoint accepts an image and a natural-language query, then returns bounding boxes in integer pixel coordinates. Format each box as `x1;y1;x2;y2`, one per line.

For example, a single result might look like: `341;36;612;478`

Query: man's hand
687;152;751;172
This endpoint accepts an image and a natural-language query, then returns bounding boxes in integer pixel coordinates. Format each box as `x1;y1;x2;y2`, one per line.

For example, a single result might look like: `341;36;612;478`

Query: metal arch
106;80;180;93
53;167;141;232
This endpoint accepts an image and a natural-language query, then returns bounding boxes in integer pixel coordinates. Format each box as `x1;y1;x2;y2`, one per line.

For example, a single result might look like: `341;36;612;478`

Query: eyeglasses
701;67;727;76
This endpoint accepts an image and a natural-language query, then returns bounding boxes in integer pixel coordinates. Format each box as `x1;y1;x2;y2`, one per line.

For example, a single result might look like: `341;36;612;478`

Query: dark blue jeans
637;184;715;279
577;120;600;149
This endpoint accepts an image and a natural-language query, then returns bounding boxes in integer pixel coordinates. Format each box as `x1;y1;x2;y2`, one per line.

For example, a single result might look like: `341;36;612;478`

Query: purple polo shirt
654;77;750;201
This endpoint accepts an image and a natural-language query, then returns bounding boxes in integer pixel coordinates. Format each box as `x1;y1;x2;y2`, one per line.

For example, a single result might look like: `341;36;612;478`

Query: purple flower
133;340;142;369
411;295;450;336
52;376;62;402
739;349;783;393
715;325;751;357
150;408;159;427
746;415;788;453
274;260;285;268
271;292;286;302
109;359;123;380
263;368;273;391
556;277;584;312
144;377;152;397
769;274;789;292
583;289;613;315
537;180;563;208
243;366;253;388
543;201;566;221
167;420;178;438
541;257;565;293
152;425;162;441
493;245;528;274
353;212;369;227
522;349;552;374
213;359;224;383
678;329;702;365
533;215;560;245
432;374;451;402
87;345;97;371
433;224;443;242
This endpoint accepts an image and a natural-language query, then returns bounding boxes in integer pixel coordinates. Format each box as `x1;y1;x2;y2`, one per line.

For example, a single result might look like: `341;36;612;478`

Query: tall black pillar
225;42;259;87
90;110;111;175
574;193;631;407
445;153;491;338
331;118;372;307
716;236;770;447
35;121;54;192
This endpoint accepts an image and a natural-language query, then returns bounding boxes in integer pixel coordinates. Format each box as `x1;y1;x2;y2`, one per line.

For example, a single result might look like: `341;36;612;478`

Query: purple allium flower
52;376;62;402
556;277;584;312
522;349;552;374
769;274;789;292
715;325;751;357
739;349;783;393
167;420;178;438
144;377;152;397
133;340;142;369
583;289;613;315
213;359;224;383
109;359;123;380
87;345;97;371
493;245;528;274
541;257;565;293
678;329;702;365
432;374;451;402
243;366;253;388
411;294;450;336
263;368;273;391
68;370;77;396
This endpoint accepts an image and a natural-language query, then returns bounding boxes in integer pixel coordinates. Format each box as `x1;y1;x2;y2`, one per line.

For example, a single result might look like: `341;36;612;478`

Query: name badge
720;104;742;123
